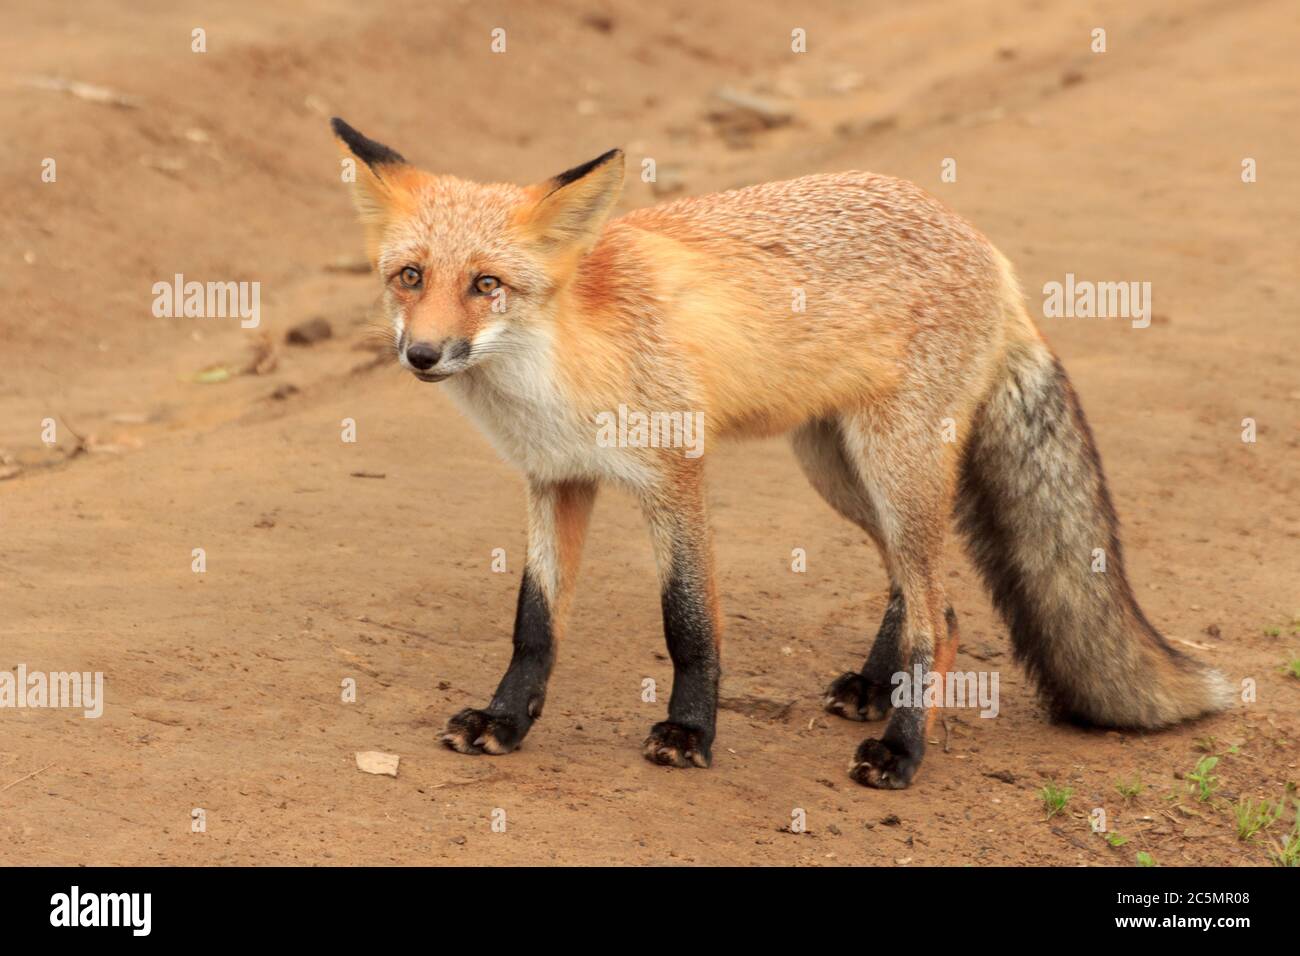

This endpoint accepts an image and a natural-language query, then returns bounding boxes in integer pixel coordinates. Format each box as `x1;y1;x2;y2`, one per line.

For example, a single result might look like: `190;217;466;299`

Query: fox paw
642;722;712;768
823;672;892;721
848;737;920;789
441;708;525;756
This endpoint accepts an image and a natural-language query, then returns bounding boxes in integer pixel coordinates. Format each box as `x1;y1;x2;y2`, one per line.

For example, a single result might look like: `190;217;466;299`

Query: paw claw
642;722;712;769
824;672;892;722
442;708;523;756
848;737;918;790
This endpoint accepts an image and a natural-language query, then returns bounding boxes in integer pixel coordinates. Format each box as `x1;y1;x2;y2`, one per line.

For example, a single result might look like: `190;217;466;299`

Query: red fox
331;118;1231;788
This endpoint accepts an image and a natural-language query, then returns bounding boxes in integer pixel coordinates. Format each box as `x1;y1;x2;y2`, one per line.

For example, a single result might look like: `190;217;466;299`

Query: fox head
331;118;624;382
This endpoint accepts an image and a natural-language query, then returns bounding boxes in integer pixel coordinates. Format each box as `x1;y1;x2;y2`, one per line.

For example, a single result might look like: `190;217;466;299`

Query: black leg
643;558;721;767
849;645;930;789
849;602;958;789
442;569;553;754
824;587;904;721
638;474;722;769
442;479;596;757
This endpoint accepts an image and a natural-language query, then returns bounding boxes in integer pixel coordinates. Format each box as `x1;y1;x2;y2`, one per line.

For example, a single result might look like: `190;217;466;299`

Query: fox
330;117;1231;789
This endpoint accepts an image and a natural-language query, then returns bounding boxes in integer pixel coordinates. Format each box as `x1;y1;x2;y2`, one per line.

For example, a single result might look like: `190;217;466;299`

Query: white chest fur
443;328;651;488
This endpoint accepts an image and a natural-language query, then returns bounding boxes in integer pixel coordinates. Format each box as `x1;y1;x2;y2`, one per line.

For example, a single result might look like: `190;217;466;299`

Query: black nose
406;342;441;370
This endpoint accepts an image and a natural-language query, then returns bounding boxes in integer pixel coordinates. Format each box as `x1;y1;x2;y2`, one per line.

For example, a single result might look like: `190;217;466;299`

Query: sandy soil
1;0;1297;866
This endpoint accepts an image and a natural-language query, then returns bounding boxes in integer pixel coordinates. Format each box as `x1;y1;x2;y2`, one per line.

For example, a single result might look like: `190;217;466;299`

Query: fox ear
330;118;415;261
521;149;625;252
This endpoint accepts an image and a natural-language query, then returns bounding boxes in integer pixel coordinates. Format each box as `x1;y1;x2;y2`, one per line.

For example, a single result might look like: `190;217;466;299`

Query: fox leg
824;589;906;720
833;412;959;789
441;478;596;756
791;418;904;721
639;466;722;769
825;592;962;723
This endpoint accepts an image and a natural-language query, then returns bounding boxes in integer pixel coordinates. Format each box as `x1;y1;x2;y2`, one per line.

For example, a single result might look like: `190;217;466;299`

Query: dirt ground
2;0;1297;866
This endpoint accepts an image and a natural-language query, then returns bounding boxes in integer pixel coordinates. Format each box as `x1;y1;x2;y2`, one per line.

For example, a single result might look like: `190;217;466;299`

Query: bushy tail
957;338;1232;728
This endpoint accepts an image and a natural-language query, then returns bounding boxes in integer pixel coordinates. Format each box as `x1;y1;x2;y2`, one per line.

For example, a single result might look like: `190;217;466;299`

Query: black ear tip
551;148;625;189
329;118;407;169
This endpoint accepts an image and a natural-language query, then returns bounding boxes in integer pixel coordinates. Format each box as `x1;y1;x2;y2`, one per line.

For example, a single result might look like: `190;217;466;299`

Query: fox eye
472;275;500;295
399;266;422;289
